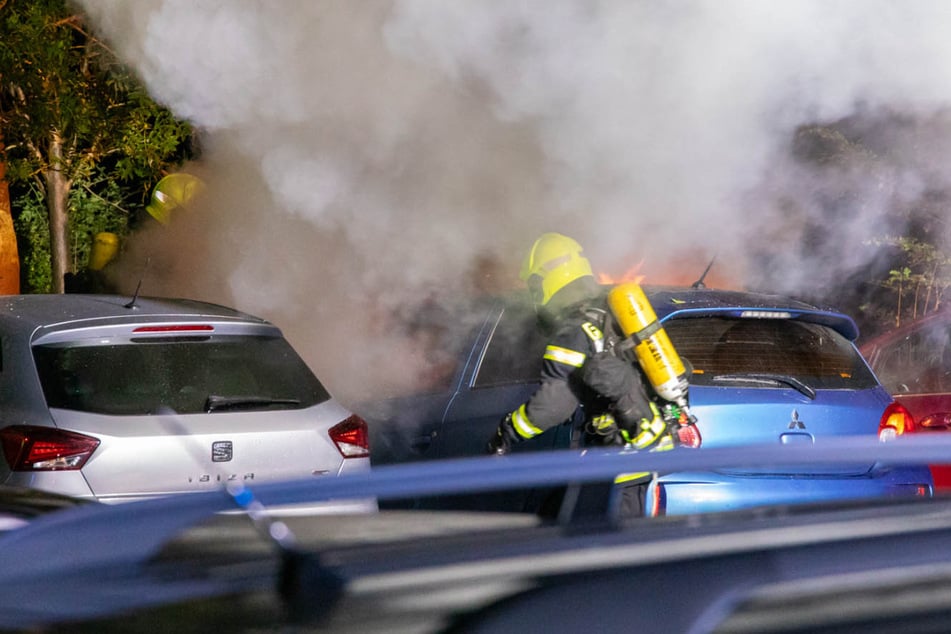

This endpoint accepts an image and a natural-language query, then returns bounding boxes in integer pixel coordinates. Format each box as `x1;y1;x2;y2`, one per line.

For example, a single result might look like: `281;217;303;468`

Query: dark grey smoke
76;0;951;399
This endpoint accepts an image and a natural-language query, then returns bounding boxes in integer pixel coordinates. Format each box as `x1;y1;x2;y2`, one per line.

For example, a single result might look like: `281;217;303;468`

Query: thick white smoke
75;0;951;402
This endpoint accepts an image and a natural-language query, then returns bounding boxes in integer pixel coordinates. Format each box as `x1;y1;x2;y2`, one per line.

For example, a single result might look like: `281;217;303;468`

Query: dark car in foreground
0;294;372;513
2;437;951;633
363;285;931;515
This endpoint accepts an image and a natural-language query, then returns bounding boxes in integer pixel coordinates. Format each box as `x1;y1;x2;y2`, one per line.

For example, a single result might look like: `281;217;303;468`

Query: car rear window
33;335;330;415
663;316;879;390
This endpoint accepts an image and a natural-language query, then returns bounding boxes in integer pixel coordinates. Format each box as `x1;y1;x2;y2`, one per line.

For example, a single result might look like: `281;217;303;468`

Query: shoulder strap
582;306;622;355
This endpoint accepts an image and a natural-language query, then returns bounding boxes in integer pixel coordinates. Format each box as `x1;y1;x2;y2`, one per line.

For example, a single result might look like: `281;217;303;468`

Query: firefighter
487;233;672;518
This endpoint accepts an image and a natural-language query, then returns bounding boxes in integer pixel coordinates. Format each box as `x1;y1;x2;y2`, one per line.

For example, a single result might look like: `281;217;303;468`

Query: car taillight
132;324;214;333
0;425;100;471
676;423;702;448
878;401;916;441
329;415;370;458
650;482;666;517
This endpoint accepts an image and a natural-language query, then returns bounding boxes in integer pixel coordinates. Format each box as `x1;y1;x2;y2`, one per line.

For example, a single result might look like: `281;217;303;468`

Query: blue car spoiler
657;305;860;341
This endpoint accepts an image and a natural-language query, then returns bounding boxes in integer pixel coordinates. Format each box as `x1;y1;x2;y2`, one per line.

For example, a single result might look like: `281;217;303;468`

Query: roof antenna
123;257;149;309
691;256;717;289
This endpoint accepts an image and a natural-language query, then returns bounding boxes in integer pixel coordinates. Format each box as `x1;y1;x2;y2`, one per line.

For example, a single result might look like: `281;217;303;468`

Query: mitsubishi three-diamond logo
788;409;806;430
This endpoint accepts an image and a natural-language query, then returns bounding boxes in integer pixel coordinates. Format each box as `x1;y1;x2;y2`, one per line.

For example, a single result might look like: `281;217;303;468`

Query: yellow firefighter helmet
145;172;204;225
520;233;594;306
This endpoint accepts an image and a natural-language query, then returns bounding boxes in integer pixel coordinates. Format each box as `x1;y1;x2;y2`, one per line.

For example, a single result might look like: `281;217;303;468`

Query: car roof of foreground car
0;294;270;336
2;436;951;632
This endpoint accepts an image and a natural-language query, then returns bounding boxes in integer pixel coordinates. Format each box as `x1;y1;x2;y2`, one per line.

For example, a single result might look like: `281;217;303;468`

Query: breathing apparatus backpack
581;283;700;448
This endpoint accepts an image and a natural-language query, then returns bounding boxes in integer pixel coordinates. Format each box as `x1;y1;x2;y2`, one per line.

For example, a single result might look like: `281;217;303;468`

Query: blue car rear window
664;317;879;390
33;336;330;415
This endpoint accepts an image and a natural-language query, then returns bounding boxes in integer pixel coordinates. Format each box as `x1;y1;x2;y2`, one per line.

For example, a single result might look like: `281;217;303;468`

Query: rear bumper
94;492;379;515
4;469;378;515
4;472;95;500
649;465;934;516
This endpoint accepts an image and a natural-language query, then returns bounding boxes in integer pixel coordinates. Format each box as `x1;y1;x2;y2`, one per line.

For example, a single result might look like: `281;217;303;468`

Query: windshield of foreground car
33;336;330;415
663;317;879;390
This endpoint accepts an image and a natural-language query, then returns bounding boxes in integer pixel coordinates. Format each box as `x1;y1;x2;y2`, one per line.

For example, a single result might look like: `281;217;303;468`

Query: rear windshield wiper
711;373;817;400
204;395;302;412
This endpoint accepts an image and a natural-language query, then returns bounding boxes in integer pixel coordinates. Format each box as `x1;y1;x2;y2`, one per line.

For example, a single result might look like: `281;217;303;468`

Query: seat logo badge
788;409;806;430
212;441;234;462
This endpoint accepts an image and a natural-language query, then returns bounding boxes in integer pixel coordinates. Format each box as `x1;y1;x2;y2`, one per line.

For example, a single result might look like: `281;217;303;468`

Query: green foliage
113;89;194;181
868;236;951;329
13;166;130;293
67;168;129;271
13;185;51;293
1;0;194;291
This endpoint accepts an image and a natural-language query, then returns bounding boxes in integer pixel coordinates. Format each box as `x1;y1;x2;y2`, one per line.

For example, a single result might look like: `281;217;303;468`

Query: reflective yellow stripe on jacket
543;345;586;368
510;404;542;440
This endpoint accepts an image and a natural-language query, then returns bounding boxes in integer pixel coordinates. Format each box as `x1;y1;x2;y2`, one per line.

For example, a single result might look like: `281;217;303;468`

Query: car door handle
411;434;433;452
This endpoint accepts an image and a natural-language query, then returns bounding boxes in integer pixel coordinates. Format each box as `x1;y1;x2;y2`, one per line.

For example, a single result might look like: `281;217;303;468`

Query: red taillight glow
676;423;702;448
0;425;100;471
329;415;370;458
878;401;916;441
132;324;215;333
650;482;666;517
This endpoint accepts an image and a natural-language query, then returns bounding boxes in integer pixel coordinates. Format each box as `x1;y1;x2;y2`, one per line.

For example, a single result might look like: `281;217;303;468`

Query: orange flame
597;261;645;285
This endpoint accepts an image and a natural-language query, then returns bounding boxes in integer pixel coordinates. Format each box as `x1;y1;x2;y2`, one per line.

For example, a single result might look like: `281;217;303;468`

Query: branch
79;182;130;216
51;15;84;31
25;138;44;165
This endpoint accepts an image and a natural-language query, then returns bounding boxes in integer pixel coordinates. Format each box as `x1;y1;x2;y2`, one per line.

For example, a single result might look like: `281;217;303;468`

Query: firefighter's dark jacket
512;278;654;440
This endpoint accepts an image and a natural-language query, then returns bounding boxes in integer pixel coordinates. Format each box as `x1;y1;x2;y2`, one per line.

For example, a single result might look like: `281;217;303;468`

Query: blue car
362;285;932;516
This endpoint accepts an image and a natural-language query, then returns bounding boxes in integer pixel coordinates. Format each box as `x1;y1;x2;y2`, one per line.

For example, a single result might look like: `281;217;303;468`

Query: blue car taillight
649;482;667;517
676;423;702;448
0;425;100;471
878;401;916;441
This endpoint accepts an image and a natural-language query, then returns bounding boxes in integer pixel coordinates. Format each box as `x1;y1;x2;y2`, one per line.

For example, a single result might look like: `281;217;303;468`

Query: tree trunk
0;133;21;294
896;279;903;328
45;134;70;294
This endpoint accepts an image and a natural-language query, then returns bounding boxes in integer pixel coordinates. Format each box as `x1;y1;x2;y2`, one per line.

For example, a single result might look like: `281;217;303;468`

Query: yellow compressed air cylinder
88;232;119;271
607;281;689;406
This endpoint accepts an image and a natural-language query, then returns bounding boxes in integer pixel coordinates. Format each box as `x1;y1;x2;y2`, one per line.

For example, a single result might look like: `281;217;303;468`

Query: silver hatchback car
0;294;372;512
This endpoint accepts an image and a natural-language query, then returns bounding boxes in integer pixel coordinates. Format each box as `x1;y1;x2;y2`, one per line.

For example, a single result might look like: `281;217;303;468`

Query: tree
871;236;951;329
0;0;192;292
0;132;18;293
885;266;912;328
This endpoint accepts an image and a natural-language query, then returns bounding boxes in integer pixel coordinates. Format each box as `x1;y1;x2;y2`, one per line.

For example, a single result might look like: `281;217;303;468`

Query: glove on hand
586;413;624;446
487;414;519;455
